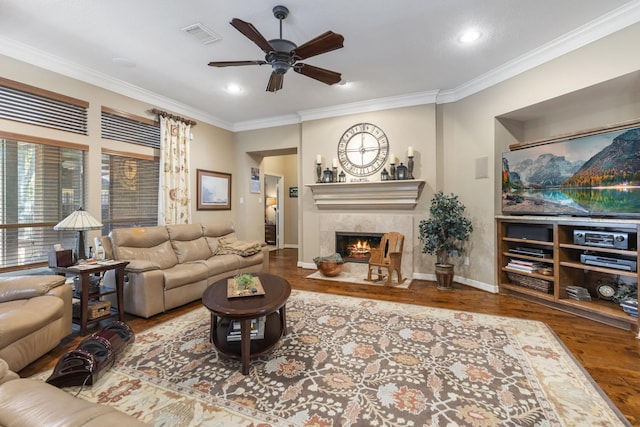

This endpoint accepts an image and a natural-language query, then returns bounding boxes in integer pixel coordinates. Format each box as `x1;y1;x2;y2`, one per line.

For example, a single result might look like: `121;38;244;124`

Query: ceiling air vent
181;23;221;45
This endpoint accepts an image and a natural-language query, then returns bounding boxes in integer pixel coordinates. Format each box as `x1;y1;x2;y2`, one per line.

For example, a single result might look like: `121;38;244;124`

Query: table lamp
54;207;103;260
266;197;277;209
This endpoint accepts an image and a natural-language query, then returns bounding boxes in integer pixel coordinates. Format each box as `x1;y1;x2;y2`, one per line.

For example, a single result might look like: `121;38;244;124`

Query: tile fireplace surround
319;213;415;282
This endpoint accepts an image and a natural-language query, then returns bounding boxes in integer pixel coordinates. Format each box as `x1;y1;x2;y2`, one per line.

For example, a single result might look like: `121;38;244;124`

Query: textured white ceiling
0;0;639;130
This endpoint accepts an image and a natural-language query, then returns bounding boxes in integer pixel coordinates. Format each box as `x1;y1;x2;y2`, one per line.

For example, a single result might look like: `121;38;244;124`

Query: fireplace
335;231;384;263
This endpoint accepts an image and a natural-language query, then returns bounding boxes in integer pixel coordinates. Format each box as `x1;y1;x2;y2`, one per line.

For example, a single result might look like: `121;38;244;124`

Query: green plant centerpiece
234;273;257;293
418;191;473;290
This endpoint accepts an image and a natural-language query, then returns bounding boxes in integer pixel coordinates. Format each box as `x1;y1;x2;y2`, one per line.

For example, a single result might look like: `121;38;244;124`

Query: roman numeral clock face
338;123;389;177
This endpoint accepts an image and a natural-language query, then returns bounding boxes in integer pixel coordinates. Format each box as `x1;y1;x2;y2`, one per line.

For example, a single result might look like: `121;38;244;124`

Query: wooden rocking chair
366;232;405;286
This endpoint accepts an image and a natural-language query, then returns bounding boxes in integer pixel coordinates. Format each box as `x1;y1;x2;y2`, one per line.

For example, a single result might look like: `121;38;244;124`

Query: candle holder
389;162;396;180
316;162;322;183
408;155;414;179
338;170;346;182
332;167;338;182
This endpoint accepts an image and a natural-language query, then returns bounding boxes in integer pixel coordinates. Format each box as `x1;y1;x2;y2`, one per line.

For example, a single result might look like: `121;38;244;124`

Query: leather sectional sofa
0;275;72;372
107;221;267;318
0;357;149;426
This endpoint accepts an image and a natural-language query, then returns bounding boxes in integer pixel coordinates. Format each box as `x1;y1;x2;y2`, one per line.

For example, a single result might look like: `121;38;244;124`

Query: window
0;77;88;135
101;107;160;148
101;151;159;235
0;133;87;271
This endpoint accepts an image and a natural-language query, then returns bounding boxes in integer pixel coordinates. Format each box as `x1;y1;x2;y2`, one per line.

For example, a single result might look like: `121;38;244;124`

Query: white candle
332;158;338;168
390;154;396;164
316;155;322;164
407;146;414;157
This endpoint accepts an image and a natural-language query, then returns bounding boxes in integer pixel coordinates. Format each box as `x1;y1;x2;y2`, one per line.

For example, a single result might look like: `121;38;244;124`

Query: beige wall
233;124;300;241
439;22;640;287
3;21;640;287
0;54;240;244
263;154;299;247
299;105;437;266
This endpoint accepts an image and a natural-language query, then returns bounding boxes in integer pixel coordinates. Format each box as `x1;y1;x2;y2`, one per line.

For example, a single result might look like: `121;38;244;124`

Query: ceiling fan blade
230;18;274;53
266;72;284;92
292;31;344;60
208;60;266;67
294;64;342;85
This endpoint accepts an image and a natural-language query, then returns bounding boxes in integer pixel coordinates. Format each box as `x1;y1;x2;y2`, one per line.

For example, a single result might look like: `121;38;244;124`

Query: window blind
101;108;160;149
0;77;88;135
101;152;159;235
0;135;86;270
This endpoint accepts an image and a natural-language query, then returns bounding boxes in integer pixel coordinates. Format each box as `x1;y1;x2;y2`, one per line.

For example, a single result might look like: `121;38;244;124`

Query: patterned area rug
37;290;628;426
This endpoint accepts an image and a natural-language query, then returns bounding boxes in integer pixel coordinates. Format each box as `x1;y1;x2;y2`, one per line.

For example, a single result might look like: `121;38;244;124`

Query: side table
52;261;128;335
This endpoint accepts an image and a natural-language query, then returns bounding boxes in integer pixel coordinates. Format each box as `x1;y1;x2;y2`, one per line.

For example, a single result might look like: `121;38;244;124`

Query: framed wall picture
250;167;261;194
289;187;298;198
197;169;231;210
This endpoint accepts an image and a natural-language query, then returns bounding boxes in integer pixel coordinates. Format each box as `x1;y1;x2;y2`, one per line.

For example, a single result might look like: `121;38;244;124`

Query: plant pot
435;263;454;290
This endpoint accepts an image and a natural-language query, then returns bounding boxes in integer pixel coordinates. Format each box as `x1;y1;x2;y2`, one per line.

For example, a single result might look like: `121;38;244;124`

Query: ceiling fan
208;5;344;92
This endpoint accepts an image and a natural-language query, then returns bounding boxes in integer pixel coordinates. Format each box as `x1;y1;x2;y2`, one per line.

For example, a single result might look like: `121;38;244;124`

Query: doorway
264;174;283;248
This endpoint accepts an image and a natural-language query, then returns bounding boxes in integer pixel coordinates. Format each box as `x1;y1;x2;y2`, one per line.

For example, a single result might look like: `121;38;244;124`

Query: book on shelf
506;259;544;273
227;316;266;341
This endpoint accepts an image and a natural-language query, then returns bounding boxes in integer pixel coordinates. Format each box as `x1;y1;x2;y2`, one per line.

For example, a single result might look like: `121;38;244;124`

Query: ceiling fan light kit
208;5;344;92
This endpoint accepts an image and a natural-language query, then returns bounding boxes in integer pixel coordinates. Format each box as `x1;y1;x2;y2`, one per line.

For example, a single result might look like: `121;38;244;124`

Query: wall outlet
464;256;470;266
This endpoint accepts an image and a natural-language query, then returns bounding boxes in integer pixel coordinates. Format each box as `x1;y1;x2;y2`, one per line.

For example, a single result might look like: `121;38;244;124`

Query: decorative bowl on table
313;253;344;277
317;261;343;277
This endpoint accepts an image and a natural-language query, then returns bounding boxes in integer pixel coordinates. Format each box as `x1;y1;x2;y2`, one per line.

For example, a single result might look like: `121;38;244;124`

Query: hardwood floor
21;248;640;425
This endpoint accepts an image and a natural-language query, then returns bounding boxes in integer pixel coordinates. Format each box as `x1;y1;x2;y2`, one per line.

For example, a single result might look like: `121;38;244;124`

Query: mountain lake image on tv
502;126;640;217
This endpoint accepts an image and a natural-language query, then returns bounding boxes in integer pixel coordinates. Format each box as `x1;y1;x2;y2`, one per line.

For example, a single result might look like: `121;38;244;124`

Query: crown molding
232;90;440;131
0;36;234;131
438;0;640;104
1;1;639;130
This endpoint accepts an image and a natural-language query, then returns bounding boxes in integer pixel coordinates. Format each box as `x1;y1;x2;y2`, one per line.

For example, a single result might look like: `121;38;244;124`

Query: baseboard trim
298;266;496;293
412;272;496;293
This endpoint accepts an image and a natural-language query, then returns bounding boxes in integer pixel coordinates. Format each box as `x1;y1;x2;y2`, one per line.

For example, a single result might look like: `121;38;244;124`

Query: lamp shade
266;197;277;207
54;207;103;231
54;207;103;261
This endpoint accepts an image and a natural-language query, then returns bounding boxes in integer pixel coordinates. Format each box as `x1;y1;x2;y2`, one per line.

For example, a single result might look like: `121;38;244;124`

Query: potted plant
418;191;473;290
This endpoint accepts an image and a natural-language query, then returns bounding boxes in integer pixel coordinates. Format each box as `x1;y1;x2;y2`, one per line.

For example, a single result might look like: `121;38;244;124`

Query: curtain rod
151;108;197;126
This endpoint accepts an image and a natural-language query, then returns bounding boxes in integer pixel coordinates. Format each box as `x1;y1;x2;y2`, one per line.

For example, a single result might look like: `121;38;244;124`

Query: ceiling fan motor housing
267;39;297;74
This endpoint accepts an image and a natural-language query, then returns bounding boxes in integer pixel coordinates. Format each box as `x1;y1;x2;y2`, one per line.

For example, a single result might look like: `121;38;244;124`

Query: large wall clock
337;123;389;177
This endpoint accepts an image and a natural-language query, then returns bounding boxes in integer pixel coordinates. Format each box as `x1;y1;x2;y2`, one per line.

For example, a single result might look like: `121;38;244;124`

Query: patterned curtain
159;115;191;224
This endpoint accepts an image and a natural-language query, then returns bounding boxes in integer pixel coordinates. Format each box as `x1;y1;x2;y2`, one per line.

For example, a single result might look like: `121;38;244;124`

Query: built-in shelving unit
497;215;639;332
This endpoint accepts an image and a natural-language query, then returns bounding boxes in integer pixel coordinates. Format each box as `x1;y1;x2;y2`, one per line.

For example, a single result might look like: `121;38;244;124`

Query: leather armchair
0;357;149;426
0;276;72;372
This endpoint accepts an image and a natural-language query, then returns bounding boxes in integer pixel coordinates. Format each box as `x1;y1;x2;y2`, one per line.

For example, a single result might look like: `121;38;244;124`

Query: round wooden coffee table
202;273;291;375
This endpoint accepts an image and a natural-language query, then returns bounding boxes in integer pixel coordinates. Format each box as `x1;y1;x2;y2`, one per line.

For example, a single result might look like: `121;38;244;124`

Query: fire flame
348;240;371;257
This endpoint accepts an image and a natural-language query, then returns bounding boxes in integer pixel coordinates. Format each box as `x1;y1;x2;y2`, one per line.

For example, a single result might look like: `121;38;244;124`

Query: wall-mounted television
502;125;640;217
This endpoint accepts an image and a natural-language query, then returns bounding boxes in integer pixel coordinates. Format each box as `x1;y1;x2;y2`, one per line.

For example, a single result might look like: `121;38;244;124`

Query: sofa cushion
202;221;235;238
0;378;150;426
162;262;209;290
199;254;240;276
166;224;213;263
0;296;64;348
0;276;66;303
111;226;178;269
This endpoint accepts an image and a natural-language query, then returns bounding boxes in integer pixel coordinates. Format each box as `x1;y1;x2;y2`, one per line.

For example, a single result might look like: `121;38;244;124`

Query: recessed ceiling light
459;29;482;44
226;84;242;94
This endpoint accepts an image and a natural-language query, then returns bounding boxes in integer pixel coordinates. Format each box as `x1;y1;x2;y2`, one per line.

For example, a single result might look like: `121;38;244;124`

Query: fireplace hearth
336;231;384;263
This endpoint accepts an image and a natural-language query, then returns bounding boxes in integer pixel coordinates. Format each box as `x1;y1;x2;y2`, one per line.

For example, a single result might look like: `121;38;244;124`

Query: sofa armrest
0;359;19;386
0;276;66;303
125;260;162;273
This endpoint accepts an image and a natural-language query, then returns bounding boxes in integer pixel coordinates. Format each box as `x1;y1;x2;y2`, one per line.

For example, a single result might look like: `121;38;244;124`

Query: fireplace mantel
306;180;425;209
